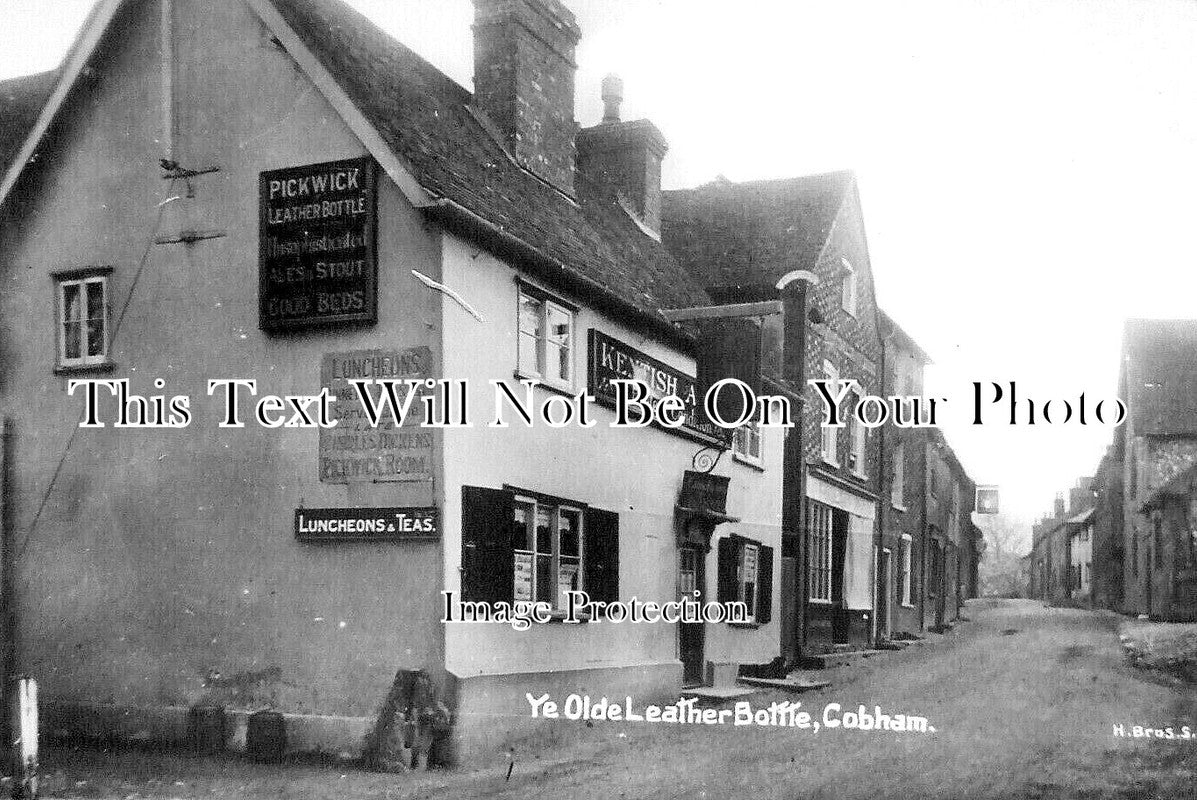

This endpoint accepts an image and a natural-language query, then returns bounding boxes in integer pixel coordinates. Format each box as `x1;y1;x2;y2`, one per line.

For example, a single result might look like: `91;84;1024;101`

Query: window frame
732;420;764;469
899;534;914;607
54;267;113;371
512;492;585;613
840;257;857;317
848;389;867;478
807;501;833;603
820;361;840;467
891;441;906;510
737;541;760;623
515;281;577;392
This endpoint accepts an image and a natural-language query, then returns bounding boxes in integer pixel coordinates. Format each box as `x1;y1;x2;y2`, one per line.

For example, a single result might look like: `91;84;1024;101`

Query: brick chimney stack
1054;493;1066;520
577;74;670;235
473;0;582;195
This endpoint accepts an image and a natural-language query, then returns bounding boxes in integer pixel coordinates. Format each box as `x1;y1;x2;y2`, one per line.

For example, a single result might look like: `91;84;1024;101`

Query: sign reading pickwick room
319;348;433;482
295;507;439;543
259;157;378;330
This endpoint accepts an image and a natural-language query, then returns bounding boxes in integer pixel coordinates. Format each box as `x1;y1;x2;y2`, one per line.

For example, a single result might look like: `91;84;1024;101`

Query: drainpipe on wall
0;419;13;765
776;271;817;658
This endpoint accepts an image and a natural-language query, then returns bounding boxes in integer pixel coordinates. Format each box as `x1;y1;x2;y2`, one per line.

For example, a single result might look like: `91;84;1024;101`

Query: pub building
0;0;786;764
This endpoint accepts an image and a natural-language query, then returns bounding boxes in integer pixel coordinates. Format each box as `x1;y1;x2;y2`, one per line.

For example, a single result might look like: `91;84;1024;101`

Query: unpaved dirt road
42;599;1197;800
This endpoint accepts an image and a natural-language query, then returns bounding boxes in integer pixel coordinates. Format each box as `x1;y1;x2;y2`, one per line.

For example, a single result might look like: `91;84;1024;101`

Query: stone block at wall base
42;701;372;761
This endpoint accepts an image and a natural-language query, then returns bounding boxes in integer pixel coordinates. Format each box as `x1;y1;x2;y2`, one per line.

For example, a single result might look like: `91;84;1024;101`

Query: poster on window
557;561;580;609
514;551;534;602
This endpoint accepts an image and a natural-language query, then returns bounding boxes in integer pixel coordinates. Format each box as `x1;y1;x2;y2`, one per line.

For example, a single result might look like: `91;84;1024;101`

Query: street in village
35;599;1197;800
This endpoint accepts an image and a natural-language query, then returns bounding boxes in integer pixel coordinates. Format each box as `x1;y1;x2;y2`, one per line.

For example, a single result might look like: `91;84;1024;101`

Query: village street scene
0;0;1195;798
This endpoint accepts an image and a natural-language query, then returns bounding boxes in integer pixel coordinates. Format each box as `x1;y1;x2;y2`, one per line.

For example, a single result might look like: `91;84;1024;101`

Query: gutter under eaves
423;197;696;353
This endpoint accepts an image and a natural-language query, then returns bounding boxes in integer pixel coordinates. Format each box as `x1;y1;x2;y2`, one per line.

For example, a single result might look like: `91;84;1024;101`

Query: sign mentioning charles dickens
319;347;433;483
259;157;377;330
295;507;438;543
587;330;730;447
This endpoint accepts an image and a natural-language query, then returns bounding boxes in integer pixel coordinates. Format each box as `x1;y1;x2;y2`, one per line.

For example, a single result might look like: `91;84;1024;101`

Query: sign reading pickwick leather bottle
259;157;378;331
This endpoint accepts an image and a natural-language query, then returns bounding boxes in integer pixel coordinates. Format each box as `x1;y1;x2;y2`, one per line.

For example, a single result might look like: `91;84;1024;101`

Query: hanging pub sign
587;330;730;447
259;156;378;331
679;470;731;516
295;507;439;542
319;347;434;483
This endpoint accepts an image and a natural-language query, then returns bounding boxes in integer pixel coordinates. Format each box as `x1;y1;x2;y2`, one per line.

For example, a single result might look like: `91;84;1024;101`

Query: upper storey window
517;283;575;390
841;258;858;317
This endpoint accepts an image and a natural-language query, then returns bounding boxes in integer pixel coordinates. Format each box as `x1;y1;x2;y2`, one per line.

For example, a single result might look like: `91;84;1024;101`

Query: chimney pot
601;74;624;122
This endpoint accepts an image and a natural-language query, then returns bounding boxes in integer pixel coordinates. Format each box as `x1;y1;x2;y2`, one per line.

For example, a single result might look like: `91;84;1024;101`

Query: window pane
85;282;105;357
518;293;543;336
536;554;552;604
519;332;540;375
63;283;82;360
546;342;570;383
513;502;533;550
536;506;552;554
559;508;579;557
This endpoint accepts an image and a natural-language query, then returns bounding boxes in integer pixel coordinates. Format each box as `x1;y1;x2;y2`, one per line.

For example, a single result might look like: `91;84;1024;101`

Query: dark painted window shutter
757;545;774;623
585;507;620;603
461;486;515;603
697;319;763;425
717;536;740;603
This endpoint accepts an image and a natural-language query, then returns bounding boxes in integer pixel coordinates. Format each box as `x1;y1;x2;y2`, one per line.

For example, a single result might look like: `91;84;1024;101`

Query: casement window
840;258;857;317
55;269;111;369
820;361;839;466
807;501;833;602
732;420;763;467
891;442;905;508
460;486;619;609
517;284;575;390
848;391;866;477
899;534;913;606
717;534;773;624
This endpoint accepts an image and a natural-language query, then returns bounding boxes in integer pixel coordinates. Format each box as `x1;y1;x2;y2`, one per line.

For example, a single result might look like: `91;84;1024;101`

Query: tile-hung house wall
878;312;932;639
1116;319;1197;618
662;172;884;655
0;0;785;765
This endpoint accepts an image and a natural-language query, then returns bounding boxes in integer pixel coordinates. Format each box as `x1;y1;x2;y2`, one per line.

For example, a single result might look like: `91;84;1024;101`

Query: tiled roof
268;0;710;331
1122;318;1197;436
0;69;58;177
660;171;851;291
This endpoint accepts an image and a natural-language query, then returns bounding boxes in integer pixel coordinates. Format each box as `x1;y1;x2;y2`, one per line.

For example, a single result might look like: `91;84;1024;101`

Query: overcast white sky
4;0;1197;535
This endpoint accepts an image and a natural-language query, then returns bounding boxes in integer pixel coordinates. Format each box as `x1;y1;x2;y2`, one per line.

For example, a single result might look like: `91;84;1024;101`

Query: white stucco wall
437;234;784;680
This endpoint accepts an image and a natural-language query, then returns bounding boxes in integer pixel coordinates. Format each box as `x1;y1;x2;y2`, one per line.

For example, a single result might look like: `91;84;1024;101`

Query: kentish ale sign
259;157;378;330
587;330;730;446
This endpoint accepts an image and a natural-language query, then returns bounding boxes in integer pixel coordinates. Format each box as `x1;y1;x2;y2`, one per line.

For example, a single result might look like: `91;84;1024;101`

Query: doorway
679;545;705;686
877;547;891;640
